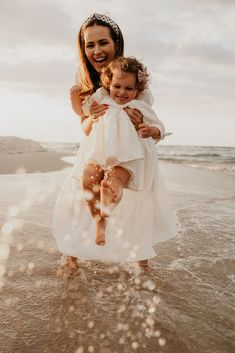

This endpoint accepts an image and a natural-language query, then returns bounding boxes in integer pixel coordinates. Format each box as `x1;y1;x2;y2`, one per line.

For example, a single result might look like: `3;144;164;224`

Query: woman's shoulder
138;88;154;106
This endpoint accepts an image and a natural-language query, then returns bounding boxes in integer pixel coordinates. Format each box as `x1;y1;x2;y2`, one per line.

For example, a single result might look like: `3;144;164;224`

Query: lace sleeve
82;88;107;115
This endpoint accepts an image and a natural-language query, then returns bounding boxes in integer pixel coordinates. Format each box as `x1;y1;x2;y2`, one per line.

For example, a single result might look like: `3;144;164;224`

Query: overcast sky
0;0;235;146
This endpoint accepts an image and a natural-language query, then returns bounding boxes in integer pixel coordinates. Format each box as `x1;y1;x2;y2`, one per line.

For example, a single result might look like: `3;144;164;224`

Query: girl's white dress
52;89;177;262
81;88;166;191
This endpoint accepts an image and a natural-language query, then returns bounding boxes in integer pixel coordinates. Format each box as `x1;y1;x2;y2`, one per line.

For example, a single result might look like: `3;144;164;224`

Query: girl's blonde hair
101;57;149;94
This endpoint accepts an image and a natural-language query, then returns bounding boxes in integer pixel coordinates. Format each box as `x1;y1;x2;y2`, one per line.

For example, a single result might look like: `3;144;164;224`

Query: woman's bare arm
70;85;83;116
70;86;108;136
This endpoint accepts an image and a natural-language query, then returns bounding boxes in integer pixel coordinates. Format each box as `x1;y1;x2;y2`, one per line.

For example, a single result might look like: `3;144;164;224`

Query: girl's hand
138;123;161;139
123;107;143;130
70;85;83;116
90;101;109;122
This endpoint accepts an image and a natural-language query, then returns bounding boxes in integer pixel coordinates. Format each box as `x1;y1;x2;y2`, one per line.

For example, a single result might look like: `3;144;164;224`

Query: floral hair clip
137;67;148;83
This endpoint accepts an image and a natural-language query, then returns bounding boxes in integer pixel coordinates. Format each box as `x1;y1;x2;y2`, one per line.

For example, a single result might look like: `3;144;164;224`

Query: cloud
0;0;72;46
0;58;75;96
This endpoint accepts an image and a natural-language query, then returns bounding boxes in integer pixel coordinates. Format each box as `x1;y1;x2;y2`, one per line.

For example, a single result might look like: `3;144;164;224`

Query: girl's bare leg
82;164;106;245
100;166;130;217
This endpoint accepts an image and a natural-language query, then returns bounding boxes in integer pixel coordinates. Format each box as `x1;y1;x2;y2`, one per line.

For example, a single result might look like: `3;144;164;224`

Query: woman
70;13;144;136
53;13;176;271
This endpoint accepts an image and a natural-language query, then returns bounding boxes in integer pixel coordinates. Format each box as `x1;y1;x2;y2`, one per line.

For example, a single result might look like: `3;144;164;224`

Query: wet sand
0;151;71;174
0;153;234;353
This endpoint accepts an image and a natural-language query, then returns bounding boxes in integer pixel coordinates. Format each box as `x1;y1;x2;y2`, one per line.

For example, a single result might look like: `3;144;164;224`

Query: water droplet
28;262;35;270
146;316;155;327
1;223;14;235
142;279;156;291
92;184;100;193
83;190;94;201
134;277;141;285
155;329;161;337
88;321;95;328
132;341;139;349
148;305;156;313
152;295;160;305
158;337;166;346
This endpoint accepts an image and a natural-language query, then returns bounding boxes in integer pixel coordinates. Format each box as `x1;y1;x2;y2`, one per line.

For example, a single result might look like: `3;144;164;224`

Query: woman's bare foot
57;256;79;278
95;217;106;246
100;179;123;217
67;256;78;269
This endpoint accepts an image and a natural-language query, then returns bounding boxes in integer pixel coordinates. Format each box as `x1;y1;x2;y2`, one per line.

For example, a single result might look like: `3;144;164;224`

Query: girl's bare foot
100;179;122;217
95;217;106;246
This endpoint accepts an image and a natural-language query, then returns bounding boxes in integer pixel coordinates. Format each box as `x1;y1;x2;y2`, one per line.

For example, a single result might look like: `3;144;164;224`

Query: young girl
53;13;176;269
80;57;166;245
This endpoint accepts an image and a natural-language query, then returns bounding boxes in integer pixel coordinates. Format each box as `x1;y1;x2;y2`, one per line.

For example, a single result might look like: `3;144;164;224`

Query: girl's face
84;25;116;73
110;68;138;105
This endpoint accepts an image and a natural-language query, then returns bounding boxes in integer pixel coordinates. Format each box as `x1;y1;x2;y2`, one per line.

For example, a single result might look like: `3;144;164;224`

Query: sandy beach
0;151;71;174
0;147;234;353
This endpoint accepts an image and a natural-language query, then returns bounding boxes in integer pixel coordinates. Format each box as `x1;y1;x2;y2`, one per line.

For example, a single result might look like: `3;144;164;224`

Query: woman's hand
90;101;109;122
70;85;83;116
123;107;143;130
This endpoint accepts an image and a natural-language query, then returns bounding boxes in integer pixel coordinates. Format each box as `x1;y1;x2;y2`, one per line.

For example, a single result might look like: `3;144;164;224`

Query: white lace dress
52;89;177;262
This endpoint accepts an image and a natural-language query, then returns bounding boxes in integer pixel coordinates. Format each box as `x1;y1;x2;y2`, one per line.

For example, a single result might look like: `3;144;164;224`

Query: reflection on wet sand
0;161;234;353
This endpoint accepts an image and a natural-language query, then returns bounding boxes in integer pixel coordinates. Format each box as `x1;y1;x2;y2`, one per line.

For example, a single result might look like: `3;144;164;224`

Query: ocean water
158;145;235;175
43;142;235;175
0;145;234;353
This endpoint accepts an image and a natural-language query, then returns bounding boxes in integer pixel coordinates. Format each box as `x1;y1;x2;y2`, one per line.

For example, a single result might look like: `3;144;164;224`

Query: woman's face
84;25;116;73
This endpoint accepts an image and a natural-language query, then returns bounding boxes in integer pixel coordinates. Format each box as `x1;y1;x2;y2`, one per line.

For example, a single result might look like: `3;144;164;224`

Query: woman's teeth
94;57;106;63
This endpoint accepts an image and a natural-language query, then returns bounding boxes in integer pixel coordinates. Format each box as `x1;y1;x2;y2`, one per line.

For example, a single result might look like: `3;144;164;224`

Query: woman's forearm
81;116;93;136
70;85;83;116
